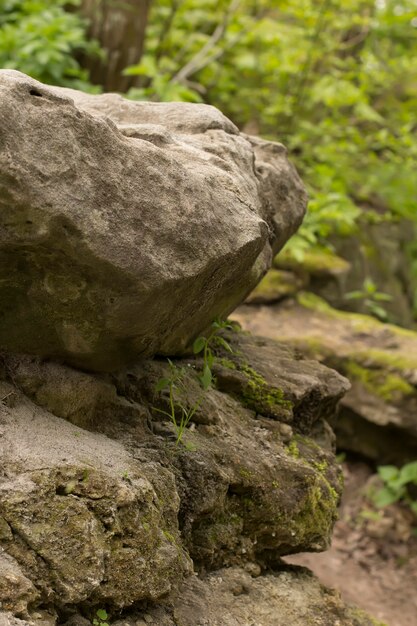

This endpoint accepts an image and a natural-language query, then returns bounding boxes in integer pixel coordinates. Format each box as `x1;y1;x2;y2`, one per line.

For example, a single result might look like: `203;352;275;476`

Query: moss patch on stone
344;361;415;401
354;349;417;374
287;439;300;458
297;292;417;343
275;247;350;276
213;344;294;420
246;269;302;303
239;362;293;418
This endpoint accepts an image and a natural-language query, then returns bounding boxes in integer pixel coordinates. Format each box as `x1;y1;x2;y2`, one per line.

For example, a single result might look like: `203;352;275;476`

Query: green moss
297;292;417;342
241;497;255;511
349;608;388;626
248;269;300;301
287;440;300;458
239;362;293;417
238;466;254;480
345;361;415;401
218;357;237;370
313;460;329;473
275;247;350;276
289;478;339;546
354;349;417;373
162;529;176;543
297;291;383;330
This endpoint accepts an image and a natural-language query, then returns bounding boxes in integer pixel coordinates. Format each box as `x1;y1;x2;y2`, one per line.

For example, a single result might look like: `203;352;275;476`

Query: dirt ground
285;460;417;626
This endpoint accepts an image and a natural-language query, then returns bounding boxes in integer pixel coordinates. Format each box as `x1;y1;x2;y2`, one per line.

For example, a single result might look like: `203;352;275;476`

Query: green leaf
399;461;417;486
372;486;402;508
207;350;214;369
378;465;399;483
200;363;212;390
373;292;392;302
363;278;377;294
367;301;388;321
344;291;364;300
96;610;108;621
193;336;206;354
155;378;170;392
214;336;233;353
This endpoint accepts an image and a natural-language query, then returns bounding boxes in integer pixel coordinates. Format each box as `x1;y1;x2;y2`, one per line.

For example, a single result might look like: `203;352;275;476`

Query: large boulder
0;70;307;371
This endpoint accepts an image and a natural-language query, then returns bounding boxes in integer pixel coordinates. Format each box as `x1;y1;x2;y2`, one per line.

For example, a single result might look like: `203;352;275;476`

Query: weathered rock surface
0;70;383;626
0;70;307;371
0;329;353;622
110;566;387;626
0;380;191;614
234;293;417;463
0;566;386;626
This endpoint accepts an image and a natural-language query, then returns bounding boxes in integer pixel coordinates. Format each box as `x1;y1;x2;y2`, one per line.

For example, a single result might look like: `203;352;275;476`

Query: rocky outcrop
0;70;307;371
0;327;360;623
234;293;417;463
0;72;383;625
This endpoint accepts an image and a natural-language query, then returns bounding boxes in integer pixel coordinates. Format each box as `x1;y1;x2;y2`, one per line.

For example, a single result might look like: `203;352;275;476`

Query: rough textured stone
233;293;417;463
0;329;349;620
0;614;32;626
1;564;386;626
0;381;191;611
0;70;307;371
0;552;38;618
65;567;386;626
168;566;387;626
1;354;146;430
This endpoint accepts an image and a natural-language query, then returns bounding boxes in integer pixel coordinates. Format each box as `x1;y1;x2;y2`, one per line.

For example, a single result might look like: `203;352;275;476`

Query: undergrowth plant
92;609;109;626
345;278;392;322
153;359;204;445
0;0;100;88
154;318;235;444
370;462;417;516
192;318;235;389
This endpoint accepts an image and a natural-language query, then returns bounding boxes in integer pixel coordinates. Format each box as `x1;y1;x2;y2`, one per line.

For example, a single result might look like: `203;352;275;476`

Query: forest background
1;0;416;318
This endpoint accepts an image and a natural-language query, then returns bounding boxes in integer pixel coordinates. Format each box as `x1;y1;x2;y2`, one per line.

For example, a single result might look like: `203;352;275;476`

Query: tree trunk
79;0;152;92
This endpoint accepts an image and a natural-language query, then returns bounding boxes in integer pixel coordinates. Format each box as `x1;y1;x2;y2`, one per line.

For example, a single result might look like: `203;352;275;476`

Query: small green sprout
93;609;109;626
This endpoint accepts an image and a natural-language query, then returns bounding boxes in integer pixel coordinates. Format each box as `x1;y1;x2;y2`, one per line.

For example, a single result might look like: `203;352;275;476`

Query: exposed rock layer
234;294;417;463
0;330;354;623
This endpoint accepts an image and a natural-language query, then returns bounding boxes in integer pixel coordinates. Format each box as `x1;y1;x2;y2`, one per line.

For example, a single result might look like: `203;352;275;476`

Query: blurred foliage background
1;0;416;316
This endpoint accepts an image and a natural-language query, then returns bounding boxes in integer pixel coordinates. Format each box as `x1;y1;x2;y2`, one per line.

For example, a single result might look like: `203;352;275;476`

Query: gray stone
0;391;191;609
0;70;307;371
0;552;38;617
